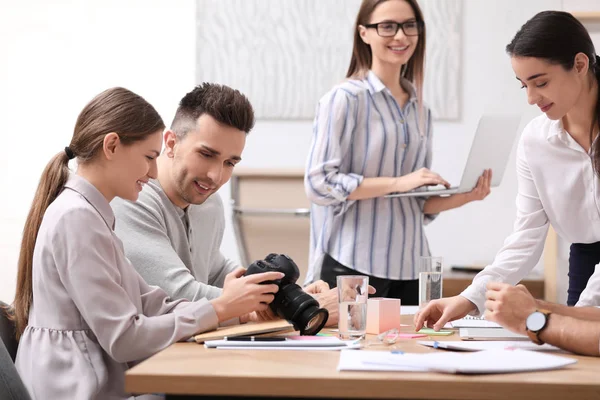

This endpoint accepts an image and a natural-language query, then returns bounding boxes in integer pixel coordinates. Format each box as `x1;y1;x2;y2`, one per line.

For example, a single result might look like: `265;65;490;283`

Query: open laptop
385;113;522;198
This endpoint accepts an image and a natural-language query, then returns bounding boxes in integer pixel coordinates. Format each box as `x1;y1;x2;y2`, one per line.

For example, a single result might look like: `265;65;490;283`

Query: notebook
459;327;529;341
193;320;295;343
449;315;501;328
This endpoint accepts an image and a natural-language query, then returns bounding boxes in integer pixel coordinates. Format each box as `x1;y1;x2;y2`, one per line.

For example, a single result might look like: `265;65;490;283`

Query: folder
194;320;295;343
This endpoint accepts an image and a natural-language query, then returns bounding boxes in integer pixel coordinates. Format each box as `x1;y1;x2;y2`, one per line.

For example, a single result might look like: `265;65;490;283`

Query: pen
224;336;286;342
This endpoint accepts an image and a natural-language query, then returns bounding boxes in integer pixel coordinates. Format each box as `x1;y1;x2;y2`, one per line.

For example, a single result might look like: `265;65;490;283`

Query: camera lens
245;253;329;335
271;283;329;335
300;308;328;336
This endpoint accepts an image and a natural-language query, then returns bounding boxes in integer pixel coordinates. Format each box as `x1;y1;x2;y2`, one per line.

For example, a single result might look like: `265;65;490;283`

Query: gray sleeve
208;252;240;288
112;198;222;301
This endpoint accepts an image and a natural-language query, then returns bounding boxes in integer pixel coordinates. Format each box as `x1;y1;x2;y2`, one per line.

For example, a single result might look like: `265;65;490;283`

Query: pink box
366;297;401;334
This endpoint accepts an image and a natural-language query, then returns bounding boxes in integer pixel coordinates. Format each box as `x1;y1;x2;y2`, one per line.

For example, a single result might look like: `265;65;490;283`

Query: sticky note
417;328;454;336
398;333;427;339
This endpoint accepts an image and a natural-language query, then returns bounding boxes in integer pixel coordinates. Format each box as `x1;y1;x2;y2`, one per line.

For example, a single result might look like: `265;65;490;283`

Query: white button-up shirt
461;114;600;313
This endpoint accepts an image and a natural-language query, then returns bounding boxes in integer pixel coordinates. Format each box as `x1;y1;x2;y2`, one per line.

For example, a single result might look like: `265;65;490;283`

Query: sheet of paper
338;349;577;374
425;349;577;374
338;350;429;372
206;337;347;347
418;340;562;352
215;343;362;351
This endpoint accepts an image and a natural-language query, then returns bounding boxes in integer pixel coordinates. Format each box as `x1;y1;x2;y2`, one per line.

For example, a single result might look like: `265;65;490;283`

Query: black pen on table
224;336;286;342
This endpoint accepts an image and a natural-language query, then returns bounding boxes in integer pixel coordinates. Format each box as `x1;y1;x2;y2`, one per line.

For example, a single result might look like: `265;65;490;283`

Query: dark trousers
568;242;600;306
320;253;419;305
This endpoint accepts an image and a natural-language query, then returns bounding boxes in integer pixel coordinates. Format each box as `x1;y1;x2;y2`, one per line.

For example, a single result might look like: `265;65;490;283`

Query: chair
0;301;18;362
0;301;30;400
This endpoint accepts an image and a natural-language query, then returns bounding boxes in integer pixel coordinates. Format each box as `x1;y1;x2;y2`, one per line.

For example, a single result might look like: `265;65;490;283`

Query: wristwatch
525;309;551;345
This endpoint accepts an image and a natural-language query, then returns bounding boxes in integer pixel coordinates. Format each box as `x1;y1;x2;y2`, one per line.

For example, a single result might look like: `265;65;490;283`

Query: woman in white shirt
304;0;491;305
11;87;282;399
416;10;600;331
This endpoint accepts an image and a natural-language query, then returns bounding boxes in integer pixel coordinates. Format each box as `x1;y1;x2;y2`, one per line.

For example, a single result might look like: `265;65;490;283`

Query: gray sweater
111;180;239;301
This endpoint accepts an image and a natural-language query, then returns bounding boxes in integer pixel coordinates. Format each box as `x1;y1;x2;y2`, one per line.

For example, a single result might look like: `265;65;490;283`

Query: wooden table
126;317;600;400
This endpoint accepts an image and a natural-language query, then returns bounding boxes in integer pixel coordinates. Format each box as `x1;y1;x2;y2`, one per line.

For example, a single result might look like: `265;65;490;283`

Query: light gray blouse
15;174;219;399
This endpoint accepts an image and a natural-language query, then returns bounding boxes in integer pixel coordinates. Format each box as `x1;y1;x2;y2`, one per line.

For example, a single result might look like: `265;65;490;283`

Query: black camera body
244;253;328;335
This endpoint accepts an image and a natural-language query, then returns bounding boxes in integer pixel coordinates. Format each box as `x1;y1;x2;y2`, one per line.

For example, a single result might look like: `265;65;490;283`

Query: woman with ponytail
304;0;491;304
12;88;282;399
416;11;600;335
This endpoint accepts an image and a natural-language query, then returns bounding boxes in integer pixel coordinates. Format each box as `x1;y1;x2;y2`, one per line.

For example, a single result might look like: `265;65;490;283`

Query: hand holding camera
210;267;283;323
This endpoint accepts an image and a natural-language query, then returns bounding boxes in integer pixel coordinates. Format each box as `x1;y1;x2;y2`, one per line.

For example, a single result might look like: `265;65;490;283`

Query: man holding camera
111;83;339;325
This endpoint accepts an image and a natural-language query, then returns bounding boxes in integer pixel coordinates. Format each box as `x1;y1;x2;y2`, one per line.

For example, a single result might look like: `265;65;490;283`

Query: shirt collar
149;178;187;219
365;70;418;102
545;118;563;141
546;118;594;154
64;173;115;230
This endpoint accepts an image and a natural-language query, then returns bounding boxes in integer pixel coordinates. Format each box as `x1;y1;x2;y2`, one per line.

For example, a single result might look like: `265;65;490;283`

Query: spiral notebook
449;315;502;329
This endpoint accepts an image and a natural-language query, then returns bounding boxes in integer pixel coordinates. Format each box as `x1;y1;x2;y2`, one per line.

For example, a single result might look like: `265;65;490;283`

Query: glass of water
419;256;443;309
337;275;369;340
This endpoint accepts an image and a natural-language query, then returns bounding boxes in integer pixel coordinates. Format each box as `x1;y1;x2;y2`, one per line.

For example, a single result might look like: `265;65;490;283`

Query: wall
218;0;560;292
0;0;197;301
0;0;590;305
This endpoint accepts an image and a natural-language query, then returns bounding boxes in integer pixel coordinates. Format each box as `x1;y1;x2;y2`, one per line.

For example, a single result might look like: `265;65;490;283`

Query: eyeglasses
364;20;424;37
364;328;401;349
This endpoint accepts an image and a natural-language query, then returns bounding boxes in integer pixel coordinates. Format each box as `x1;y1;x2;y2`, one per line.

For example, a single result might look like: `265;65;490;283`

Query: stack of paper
338;349;577;374
205;337;361;351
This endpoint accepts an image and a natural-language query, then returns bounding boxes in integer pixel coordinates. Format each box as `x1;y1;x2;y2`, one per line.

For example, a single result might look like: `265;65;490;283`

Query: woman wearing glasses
304;0;491;304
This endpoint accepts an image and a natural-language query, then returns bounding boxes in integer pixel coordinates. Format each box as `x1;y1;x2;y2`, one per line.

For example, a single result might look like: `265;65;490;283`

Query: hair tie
64;146;75;160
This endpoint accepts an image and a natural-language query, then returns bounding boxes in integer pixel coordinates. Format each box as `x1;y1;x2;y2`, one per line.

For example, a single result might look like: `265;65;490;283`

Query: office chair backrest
0;315;30;400
0;301;18;362
0;339;30;400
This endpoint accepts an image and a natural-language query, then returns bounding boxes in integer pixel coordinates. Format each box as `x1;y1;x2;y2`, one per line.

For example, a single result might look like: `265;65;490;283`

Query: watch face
526;311;546;332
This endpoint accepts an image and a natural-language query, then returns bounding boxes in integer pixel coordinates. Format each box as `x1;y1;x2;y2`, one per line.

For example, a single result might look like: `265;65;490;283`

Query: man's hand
304;280;376;327
484;282;537;335
304;280;330;295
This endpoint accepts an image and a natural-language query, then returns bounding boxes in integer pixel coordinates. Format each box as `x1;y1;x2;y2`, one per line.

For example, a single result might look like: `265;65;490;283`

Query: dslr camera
244;253;329;335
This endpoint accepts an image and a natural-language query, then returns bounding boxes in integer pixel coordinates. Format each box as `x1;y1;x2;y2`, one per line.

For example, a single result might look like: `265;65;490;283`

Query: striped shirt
304;70;437;283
